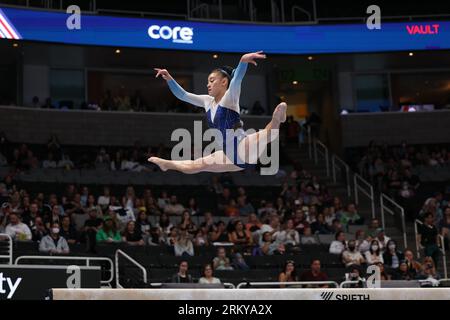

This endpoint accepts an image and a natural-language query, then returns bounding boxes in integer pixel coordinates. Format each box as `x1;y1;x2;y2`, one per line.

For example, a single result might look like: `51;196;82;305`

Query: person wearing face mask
365;240;384;265
383;240;404;271
342;240;366;268
39;222;70;254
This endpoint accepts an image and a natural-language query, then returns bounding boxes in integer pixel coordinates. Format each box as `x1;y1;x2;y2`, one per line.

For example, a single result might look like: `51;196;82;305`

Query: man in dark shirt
418;213;439;266
83;209;103;253
299;259;329;288
171;261;193;283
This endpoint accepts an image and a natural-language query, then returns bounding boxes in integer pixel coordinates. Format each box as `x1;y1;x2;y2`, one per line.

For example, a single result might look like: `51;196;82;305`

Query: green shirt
96;228;122;242
340;211;361;226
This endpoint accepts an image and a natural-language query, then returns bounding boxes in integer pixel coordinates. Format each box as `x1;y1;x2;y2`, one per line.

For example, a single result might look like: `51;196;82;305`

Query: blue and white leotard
167;62;254;169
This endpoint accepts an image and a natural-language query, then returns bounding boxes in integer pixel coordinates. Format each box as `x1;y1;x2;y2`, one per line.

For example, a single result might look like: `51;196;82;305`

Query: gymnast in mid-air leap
148;51;287;174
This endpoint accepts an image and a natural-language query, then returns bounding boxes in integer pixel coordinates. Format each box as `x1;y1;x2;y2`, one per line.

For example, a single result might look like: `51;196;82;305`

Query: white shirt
198;277;221;284
5;222;32;240
329;240;346;255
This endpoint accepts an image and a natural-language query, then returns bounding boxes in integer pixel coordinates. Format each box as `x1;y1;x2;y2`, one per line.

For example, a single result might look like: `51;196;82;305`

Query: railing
331;154;351;198
380;193;407;249
0;234;13;265
415;219;422;259
115;249;147;288
340;280;366;288
149;282;236;289
314;140;330;177
236;281;339;289
354;174;375;219
439;235;448;279
15;255;114;286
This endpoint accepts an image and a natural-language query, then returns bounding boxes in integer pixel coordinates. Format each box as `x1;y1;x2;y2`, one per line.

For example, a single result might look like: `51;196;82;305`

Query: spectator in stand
355;230;371;254
231;252;250;271
376;262;391;281
274;219;300;247
374;228;391;251
417;256;440;281
171;261;193;283
83;208;103;252
329;231;347;255
194;228;209;246
122;221;145;246
300;227;318;245
299;260;329;288
157;213;173;236
310;213;332;235
259;231;285;256
179;210;198;236
368;218;381;238
293;209;309;235
245;212;262;233
39;222;69;254
229;220;253;246
97;187;111;210
60;215;78;245
213;247;234;271
344;265;365;287
278;260;298;287
43;205;62;230
165;226;178;246
31;216;48;242
22;202;41;228
236;195;255;217
365;240;384;265
198;264;221;285
404;249;422;278
96;216;121;243
164;195;185;216
174;228;194;257
4;213;32;241
210;221;230;243
135;210;151;242
340;203;364;228
417;213;440;266
383;239;404;271
342;240;365;268
392;260;413;280
42;152;57;169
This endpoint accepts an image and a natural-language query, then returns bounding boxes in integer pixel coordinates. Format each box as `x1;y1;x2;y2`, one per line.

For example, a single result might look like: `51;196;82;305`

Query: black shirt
419;223;438;246
84;218;103;229
124;231;142;242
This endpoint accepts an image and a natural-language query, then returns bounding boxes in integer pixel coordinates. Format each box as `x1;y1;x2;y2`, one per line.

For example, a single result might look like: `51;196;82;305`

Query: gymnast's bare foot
148;157;169;172
272;102;287;125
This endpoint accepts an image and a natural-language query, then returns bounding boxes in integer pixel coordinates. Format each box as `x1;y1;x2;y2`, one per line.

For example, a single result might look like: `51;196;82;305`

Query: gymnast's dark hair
211;66;235;87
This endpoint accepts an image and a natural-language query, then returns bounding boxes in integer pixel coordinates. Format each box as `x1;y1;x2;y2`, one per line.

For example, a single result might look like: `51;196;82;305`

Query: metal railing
0;233;13;265
439;235;447;279
149;282;236;289
415;219;422;259
331;154;351;198
115;249;147;288
380;193;407;249
340;280;366;288
314;140;330;177
354;174;375;219
236;281;339;289
15;255;114;286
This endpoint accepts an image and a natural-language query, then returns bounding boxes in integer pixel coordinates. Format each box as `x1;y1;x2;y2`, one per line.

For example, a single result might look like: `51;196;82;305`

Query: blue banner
0;7;448;54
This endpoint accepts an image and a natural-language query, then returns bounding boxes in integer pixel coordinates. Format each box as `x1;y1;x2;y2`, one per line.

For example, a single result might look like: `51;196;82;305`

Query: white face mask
371;245;379;251
52;228;60;234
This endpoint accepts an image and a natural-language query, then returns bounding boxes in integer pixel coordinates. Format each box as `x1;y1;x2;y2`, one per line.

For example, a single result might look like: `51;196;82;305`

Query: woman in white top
198;264;221;284
365;240;384;265
329;231;347;255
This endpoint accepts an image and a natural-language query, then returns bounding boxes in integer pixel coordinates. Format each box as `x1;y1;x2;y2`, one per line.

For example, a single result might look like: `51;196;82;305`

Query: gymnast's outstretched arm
154;68;210;109
225;51;266;111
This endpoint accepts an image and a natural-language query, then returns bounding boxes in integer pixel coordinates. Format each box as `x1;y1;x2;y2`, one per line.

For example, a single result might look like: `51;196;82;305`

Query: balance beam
51;288;450;300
